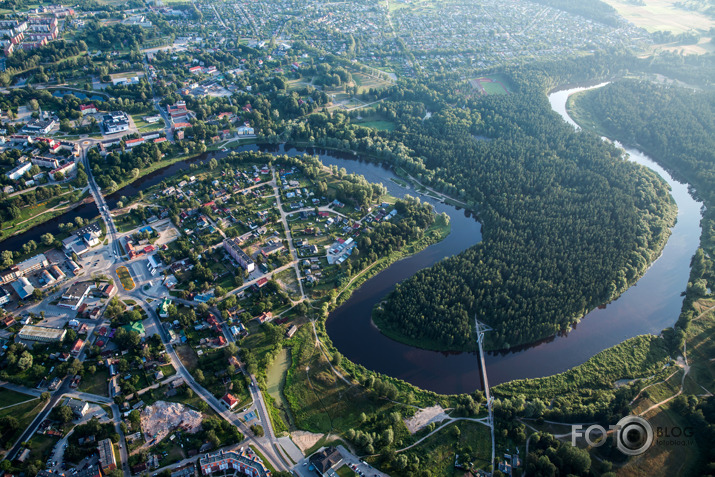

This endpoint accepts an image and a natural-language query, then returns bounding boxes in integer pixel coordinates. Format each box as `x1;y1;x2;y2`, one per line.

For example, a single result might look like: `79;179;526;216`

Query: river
325;85;702;394
4;90;701;395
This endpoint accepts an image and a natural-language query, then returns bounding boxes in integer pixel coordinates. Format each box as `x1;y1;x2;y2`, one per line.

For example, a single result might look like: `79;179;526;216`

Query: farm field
601;0;713;34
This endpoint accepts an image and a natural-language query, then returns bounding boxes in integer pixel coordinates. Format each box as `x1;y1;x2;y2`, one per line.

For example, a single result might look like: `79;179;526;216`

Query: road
133;299;291;472
81;142;123;261
4;378;70;461
271;166;305;300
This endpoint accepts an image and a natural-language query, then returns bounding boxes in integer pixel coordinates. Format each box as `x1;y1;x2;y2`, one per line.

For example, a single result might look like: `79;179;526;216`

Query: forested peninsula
568;79;715;352
295;67;678;352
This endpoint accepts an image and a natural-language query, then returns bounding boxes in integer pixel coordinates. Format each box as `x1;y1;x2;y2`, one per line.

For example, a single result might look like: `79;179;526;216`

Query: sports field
471;75;510;95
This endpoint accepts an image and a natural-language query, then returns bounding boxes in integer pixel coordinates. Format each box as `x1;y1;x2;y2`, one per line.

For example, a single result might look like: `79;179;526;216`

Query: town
0;0;711;475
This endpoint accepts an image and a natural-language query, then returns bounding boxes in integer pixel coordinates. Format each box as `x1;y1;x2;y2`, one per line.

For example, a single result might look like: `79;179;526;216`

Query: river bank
323;85;701;394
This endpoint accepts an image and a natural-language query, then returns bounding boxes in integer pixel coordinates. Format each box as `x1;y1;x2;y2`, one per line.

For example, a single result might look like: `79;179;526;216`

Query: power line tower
475;316;495;473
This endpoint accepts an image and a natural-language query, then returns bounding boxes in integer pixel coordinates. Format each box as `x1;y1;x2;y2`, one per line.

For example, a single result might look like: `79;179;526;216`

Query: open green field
0;189;85;242
0;398;46;451
353;120;396;131
132;114;164;133
27;433;60;463
0;388;35;408
78;368;110;397
175;344;199;371
683;304;715;393
336;465;358;477
284;326;387;434
473;74;512;95
373;420;491;476
601;0;713;34
351;72;392;93
617;405;701;477
266;348;294;428
495;335;671;399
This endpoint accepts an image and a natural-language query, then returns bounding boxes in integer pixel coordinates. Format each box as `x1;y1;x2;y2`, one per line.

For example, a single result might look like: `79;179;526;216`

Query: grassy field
616;405;700;477
265;348;294;429
115;211;145;233
174;344;199;371
600;0;713;34
0;189;85;242
373;420;491;476
132;114;164;133
336;465;358;477
0;388;35;408
472;74;512;95
351;72;392;94
27;433;60;463
284;326;389;434
78;368;110;397
0;398;46;451
116;266;136;291
683;305;715;393
495;335;671;399
353;120;396;131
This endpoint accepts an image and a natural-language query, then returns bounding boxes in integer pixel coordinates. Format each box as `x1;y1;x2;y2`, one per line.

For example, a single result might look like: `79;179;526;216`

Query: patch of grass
354;120;395;131
616;404;700;477
373;420;491;476
117;266;136;291
684;310;715;393
249;445;277;474
0;388;35;408
0;398;46;450
78;368;110;397
27;433;59;463
336;465;358;477
175;344;198;371
266;348;294;429
283;326;391;434
160;364;176;379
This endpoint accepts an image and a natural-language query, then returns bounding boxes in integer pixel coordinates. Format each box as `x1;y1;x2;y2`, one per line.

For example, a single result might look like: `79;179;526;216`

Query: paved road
81;143;123;262
271;167;305;300
132;299;291;472
5;378;70;461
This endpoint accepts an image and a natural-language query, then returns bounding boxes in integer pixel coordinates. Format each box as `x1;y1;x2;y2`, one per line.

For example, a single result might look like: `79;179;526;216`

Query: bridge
475;317;495;473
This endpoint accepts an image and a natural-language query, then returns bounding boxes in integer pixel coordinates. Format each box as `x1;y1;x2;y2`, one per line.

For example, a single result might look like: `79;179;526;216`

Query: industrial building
10;276;34;299
18;324;66;342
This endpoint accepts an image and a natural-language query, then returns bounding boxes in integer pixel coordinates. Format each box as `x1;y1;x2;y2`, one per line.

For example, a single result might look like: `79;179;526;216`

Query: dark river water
324;86;702;394
4;88;701;395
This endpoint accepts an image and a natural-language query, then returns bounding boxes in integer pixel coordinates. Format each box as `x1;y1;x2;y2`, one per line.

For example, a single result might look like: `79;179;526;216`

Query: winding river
325;85;703;394
2;85;701;395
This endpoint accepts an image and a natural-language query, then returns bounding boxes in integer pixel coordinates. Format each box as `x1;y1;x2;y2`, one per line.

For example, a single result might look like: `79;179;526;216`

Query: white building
6;161;31;180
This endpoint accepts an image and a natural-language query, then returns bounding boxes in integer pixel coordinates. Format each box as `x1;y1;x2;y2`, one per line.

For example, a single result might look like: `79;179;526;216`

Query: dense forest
569;80;715;353
570;81;715;205
362;78;677;351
